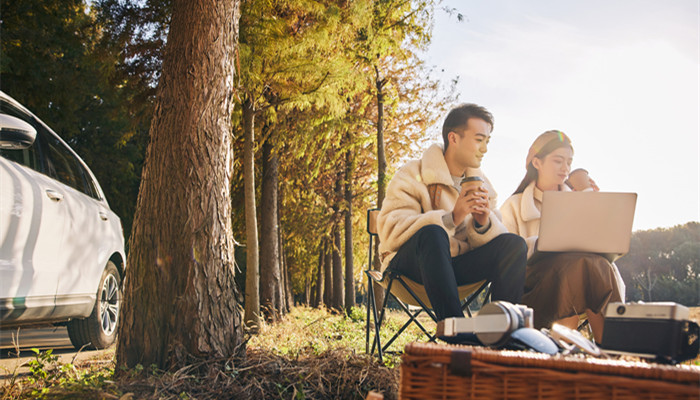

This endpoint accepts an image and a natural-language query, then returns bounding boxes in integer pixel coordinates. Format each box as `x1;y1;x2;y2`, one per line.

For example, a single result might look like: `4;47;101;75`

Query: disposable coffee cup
566;168;592;191
460;176;483;194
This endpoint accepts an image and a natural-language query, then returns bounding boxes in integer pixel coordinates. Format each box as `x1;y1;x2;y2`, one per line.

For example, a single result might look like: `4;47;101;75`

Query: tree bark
278;202;292;312
344;139;355;314
242;98;261;332
312;241;323;308
323;237;332;308
117;0;242;370
332;179;344;310
375;67;387;209
260;133;283;321
332;221;344;310
374;66;387;307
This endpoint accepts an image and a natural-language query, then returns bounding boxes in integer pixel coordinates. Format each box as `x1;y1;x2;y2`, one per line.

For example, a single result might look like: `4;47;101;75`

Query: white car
0;91;126;349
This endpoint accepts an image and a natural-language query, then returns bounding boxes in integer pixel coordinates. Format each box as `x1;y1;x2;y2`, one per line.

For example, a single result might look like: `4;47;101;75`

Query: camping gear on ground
400;342;700;400
601;301;700;363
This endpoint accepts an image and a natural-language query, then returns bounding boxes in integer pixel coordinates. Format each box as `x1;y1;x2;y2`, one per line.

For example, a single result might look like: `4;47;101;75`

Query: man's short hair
442;103;494;150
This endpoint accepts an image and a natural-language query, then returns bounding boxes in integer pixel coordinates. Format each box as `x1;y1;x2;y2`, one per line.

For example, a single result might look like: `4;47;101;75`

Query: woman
500;130;625;342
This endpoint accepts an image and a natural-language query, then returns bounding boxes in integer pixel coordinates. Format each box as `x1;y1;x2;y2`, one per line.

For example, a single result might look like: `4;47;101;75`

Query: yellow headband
525;130;571;169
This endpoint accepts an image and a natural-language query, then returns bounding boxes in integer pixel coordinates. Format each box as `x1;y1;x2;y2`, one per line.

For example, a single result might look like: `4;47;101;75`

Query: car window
44;134;83;192
0;146;40;170
76;161;101;199
1;98;101;199
44;132;102;199
0;101;42;171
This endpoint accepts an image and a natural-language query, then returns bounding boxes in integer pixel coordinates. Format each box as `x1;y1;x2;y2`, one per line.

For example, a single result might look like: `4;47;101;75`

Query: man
376;103;527;322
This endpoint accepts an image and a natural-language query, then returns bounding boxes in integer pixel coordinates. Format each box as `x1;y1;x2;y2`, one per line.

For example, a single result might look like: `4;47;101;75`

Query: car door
39;132;108;317
0;127;67;321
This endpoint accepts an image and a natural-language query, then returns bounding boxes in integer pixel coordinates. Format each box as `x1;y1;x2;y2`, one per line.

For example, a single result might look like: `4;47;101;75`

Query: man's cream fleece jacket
377;144;508;271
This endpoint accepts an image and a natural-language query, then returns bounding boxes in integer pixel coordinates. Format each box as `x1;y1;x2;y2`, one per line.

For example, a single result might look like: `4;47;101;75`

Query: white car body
0;91;126;344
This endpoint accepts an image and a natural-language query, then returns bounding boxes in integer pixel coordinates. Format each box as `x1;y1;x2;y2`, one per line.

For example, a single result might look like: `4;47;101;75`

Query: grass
0;306;430;400
690;307;700;329
248;305;434;367
1;305;698;399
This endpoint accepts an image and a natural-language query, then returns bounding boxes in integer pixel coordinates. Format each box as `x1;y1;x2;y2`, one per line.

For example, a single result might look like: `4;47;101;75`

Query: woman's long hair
513;130;573;195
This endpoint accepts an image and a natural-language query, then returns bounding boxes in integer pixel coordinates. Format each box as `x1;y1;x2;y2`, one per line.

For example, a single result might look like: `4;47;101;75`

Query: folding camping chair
364;209;491;362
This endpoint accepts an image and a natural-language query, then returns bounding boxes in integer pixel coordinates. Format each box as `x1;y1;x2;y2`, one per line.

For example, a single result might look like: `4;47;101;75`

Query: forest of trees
2;0;697;368
617;222;699;306
2;0;460;368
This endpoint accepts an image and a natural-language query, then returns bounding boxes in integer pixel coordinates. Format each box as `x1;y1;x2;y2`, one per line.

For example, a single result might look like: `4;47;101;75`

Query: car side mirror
0;114;37;149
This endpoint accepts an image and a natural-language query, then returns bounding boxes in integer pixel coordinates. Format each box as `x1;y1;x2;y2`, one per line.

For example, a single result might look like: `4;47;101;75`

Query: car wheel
67;261;121;350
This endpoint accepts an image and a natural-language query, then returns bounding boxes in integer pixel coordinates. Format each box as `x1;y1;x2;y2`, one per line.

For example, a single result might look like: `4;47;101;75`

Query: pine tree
237;0;370;321
116;0;243;369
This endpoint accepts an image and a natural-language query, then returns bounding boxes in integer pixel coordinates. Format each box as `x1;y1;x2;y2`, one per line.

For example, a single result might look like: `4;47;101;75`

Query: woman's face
533;146;573;191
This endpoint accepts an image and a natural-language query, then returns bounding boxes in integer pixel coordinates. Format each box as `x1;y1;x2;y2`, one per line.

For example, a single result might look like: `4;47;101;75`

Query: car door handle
45;189;63;202
99;211;109;221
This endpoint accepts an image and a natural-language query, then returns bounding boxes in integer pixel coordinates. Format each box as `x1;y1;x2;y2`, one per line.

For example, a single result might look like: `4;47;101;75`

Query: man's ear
448;131;459;145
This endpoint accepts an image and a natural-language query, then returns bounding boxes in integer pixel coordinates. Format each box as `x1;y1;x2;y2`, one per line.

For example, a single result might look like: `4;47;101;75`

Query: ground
0;306;698;399
690;307;700;326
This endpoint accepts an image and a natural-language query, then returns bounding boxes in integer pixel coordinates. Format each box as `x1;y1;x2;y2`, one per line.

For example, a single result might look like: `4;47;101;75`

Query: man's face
449;118;491;170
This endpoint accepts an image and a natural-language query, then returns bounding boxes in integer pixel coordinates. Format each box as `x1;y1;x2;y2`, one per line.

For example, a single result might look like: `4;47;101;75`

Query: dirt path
0;327;114;382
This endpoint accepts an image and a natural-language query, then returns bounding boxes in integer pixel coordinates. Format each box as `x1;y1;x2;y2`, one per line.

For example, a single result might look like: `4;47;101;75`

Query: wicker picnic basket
400;342;700;400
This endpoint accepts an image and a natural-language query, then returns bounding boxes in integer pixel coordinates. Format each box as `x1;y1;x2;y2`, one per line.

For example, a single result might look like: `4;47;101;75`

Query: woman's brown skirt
522;252;623;329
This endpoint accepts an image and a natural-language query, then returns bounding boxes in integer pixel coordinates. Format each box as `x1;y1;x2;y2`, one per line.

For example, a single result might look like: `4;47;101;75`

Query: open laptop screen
535;191;637;261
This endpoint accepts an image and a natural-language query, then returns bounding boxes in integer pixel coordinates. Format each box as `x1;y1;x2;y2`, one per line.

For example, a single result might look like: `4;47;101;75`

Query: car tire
67;261;121;350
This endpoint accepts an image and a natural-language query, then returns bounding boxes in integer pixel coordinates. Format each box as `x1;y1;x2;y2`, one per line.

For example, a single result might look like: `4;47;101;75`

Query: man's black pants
388;225;527;321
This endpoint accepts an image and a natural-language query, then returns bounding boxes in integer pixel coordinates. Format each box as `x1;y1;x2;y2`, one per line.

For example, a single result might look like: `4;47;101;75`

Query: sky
422;0;699;232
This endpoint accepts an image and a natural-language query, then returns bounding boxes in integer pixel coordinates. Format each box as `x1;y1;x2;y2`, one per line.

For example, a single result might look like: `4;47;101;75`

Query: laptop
533;191;637;262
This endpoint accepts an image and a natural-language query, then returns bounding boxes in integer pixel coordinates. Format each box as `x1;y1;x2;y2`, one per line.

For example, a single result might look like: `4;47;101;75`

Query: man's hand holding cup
453;176;490;227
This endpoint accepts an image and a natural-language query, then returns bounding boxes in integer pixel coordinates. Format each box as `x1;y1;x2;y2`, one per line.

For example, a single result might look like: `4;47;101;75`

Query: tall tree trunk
645;268;656;302
242;98;260;332
277;200;292;312
344;138;355;314
332;222;344;310
117;0;242;370
332;179;344;310
323;237;332;308
260;132;282;321
280;240;289;312
373;66;388;307
375;69;387;209
312;241;323;307
308;271;318;307
284;253;293;310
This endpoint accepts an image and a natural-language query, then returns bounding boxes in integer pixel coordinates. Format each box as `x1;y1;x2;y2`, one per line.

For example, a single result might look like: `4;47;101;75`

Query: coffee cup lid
461;176;483;184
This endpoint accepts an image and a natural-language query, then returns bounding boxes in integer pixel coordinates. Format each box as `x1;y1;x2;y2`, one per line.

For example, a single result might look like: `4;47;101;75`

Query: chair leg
378;277;438;354
395;277;437;322
365;275;373;354
577;318;590;332
382;303;435;352
368;275;493;359
371;293;383;363
371;277;396;362
462;281;491;317
365;271;384;362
